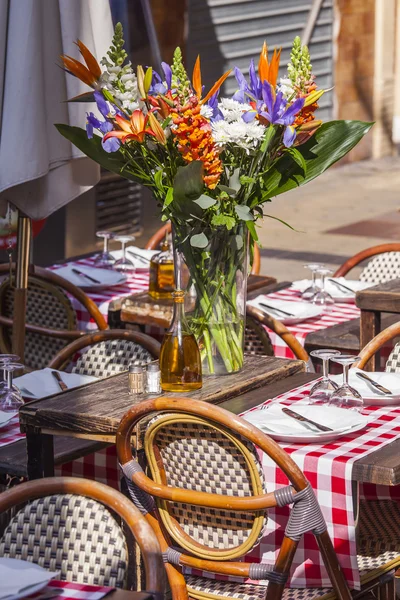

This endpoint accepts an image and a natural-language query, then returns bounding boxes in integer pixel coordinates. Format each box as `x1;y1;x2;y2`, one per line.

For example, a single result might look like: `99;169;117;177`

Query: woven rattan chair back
72;338;154;377
0;493;128;586
244;315;274;356
144;413;267;560
359;252;400;284
384;341;400;373
0;277;77;370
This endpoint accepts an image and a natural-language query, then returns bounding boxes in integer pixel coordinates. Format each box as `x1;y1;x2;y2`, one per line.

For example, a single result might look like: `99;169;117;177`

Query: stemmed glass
114;235;136;274
94;231;115;268
302;264;324;300
0;362;24;413
308;349;340;404
0;354;20;392
329;355;364;411
312;267;334;306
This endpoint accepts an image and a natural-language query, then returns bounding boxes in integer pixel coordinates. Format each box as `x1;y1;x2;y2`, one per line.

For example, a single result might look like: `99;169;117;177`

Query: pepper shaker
128;364;145;395
146;362;161;394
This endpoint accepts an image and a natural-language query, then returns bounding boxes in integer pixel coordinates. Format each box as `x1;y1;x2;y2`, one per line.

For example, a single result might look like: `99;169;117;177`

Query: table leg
26;431;55;479
360;310;381;371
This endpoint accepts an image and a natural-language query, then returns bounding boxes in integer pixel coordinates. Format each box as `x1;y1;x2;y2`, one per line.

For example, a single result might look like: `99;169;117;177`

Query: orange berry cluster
171;95;222;189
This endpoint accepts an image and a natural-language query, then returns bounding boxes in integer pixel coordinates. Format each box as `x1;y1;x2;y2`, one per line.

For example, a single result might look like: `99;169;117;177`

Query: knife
259;302;295;318
71;268;100;284
327;278;355;295
282;407;334;432
51;370;68;392
355;371;392;395
126;249;151;264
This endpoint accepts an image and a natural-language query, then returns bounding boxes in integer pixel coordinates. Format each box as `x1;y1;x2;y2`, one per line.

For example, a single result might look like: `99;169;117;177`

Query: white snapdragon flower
278;77;295;99
219;98;252;122
212;118;266;153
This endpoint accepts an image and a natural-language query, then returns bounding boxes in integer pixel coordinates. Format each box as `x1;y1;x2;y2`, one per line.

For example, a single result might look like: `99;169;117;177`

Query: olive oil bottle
159;290;202;392
149;238;174;299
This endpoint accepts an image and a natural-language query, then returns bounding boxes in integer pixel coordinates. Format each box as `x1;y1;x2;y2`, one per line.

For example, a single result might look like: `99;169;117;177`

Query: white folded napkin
243;403;369;435
331;368;400;398
0;411;17;427
292;278;372;297
247;296;322;324
52;264;126;288
14;368;97;399
0;557;59;599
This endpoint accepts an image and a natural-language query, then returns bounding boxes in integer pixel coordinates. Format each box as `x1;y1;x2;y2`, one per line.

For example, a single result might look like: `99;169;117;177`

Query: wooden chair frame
116;397;352;600
0;476;165;597
353;321;400;371
333;243;400;279
0;263;108;342
145;222;261;275
246;305;312;367
48;329;161;371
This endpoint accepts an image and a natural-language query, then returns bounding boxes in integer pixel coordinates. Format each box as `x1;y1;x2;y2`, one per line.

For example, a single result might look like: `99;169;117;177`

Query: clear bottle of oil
159;290;202;392
149;237;174;299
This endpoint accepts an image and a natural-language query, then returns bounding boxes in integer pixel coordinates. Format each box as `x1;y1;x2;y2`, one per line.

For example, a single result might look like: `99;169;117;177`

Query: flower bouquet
57;25;372;375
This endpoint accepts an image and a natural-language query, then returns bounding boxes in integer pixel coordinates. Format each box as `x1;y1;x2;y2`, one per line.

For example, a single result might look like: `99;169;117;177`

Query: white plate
243;403;370;443
0;558;59;600
291;278;372;303
331;368;400;406
52;265;127;290
247;297;323;325
0;411;17;429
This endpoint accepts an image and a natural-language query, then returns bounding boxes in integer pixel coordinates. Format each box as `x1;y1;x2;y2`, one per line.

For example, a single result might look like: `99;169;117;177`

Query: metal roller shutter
95;172;142;234
187;0;334;121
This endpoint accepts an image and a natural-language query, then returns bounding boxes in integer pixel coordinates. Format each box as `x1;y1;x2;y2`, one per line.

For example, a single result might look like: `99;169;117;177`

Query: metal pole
12;212;31;361
140;0;163;72
302;0;324;46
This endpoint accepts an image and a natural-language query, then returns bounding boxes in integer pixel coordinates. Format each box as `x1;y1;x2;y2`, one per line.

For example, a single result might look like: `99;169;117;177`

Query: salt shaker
128;364;145;395
146;362;161;394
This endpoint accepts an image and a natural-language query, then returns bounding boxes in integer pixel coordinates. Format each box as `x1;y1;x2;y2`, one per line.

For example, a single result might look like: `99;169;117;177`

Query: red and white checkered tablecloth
240;381;400;590
258;287;361;360
28;579;113;599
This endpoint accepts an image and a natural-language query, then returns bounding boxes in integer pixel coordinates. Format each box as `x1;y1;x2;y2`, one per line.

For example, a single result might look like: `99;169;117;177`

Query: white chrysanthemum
278;77;295;99
212;118;266;152
218;98;252;122
200;104;213;119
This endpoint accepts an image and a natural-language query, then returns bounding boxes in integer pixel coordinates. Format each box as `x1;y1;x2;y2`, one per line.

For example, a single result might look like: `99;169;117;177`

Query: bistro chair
0;263;108;370
353;320;400;373
245;305;313;371
0;476;165;596
333;243;400;284
145;222;261;275
117;397;400;600
48;329;161;376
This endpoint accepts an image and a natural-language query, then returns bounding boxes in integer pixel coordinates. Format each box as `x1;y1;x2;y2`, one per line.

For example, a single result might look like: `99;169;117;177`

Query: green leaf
164;187;174;207
235;205;254;221
239;176;256;185
263;214;301;232
190;232;209;248
55;124;139;182
246;220;259;242
260;125;276;153
65;91;96;103
154;169;164;192
259;120;373;202
235;235;244;250
211;214;236;230
229;168;241;192
288;147;307;175
218;185;237;196
194;195;217;209
172;161;204;218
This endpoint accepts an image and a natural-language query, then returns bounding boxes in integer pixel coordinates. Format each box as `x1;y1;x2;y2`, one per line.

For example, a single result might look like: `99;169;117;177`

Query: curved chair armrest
246;305;310;363
48;329;161;370
333;243;400;278
0;316;87;340
353;320;400;370
0;477;165;596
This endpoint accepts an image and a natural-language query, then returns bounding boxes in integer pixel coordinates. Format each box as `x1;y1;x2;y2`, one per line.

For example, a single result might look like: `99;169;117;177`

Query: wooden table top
19;355;304;437
356;278;400;312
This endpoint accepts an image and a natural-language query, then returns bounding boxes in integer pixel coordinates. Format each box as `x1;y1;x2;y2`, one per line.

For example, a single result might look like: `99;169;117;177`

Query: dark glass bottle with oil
149;238;174;299
159;290;202;392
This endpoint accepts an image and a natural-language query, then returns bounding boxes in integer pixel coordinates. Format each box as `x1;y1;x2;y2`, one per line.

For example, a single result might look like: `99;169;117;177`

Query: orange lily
61;40;101;88
258;42;281;87
148;112;167;144
192;54;232;105
103;110;156;144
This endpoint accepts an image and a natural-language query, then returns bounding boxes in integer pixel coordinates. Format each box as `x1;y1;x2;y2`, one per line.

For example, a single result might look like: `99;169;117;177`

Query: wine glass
312;267;334;306
308;349;340;404
0;362;25;413
0;354;20;392
114;235;136;274
94;231;115;268
329;355;364;411
301;264;324;300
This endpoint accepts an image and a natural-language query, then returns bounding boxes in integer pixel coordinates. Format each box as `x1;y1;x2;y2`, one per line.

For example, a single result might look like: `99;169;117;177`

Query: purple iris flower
149;70;167;95
86;112;101;138
94;90;109;118
207;91;223;122
232;60;262;103
242;82;304;147
102;136;121;153
161;62;172;89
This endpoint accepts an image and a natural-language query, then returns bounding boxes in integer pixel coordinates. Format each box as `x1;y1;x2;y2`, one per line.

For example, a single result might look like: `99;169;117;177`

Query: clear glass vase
172;223;248;376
